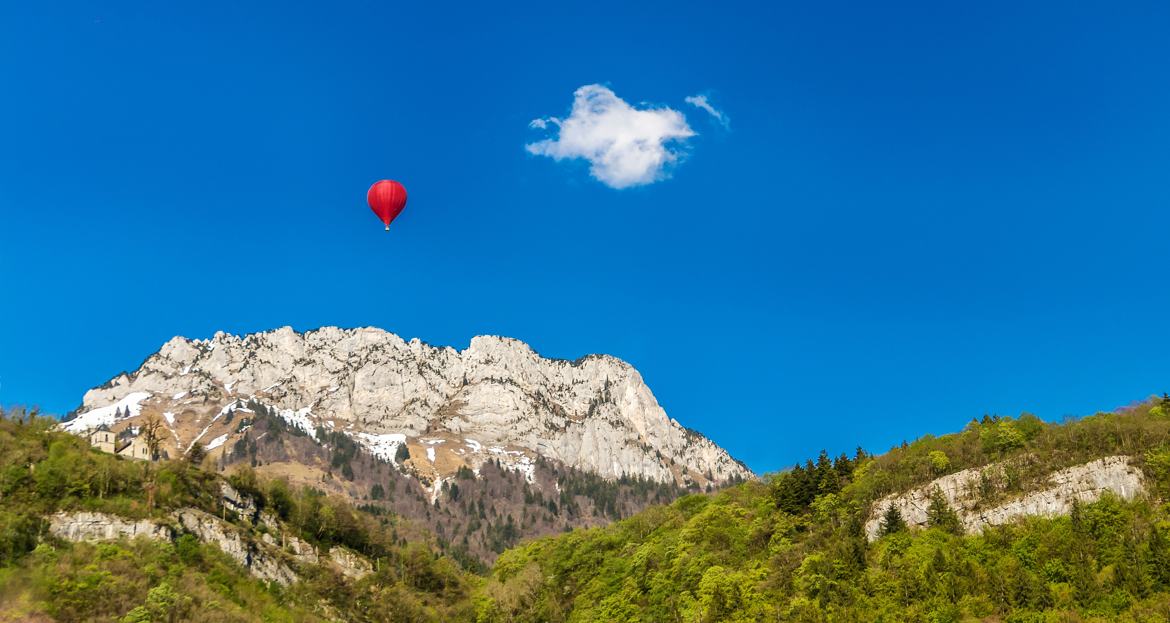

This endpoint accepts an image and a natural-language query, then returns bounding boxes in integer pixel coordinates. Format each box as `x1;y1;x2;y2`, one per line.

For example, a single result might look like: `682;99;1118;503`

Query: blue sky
2;1;1169;474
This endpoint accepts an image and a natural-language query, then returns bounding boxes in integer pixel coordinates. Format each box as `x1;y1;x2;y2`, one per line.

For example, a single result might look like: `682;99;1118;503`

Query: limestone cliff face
47;489;374;586
67;326;751;486
47;511;170;543
864;456;1146;541
48;509;300;585
174;508;298;586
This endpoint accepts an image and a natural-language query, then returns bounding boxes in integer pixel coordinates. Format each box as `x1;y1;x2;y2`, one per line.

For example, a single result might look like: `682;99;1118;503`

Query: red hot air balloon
367;180;408;231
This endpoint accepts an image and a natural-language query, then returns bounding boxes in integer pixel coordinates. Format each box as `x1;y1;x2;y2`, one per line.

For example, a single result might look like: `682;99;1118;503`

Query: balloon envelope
367;180;407;230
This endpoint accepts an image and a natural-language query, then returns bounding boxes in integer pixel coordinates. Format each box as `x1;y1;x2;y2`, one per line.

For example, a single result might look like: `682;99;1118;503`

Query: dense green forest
478;395;1170;622
3;395;1170;621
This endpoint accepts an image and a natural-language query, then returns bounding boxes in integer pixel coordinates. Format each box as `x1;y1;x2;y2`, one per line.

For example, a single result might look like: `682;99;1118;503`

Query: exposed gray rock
48;511;171;543
173;508;297;586
257;511;319;565
69;326;752;485
259;510;282;533
865;456;1146;541
287;535;320;566
46;507;375;587
220;481;258;522
328;545;372;580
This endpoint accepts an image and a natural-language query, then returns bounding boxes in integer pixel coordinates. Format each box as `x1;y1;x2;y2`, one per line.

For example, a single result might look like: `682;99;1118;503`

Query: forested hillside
0;407;478;622
214;403;694;567
4;396;1170;622
478;395;1170;622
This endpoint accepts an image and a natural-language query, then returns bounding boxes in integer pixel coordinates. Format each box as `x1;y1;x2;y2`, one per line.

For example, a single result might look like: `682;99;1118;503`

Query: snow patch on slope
353;433;407;463
275;407;317;439
63;392;152;433
512;455;536;483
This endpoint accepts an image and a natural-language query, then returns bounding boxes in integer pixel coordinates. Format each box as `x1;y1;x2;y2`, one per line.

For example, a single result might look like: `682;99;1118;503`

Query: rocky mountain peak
68;326;752;490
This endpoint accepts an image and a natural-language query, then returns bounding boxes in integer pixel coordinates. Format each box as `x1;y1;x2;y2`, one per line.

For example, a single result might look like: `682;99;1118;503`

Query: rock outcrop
174;508;297;586
286;535;320;566
45;508;355;587
48;511;171;543
220;481;258;521
865;456;1146;541
65;326;751;486
328;546;373;580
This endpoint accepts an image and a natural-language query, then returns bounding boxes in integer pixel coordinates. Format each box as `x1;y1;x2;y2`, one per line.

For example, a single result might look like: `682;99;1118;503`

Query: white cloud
526;84;695;189
684;94;729;128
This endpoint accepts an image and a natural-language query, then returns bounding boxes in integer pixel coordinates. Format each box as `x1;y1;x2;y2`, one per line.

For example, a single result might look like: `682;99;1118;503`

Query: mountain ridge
67;325;751;488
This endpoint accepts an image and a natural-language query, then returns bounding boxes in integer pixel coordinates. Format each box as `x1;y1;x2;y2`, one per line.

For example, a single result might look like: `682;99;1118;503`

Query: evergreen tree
773;463;813;514
925;487;962;534
1148;525;1170;588
880;504;907;536
833;452;853;482
185;442;207;465
815;449;837;493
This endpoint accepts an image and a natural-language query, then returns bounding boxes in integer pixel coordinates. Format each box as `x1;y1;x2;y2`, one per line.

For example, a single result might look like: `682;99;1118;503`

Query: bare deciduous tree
141;415;163;461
